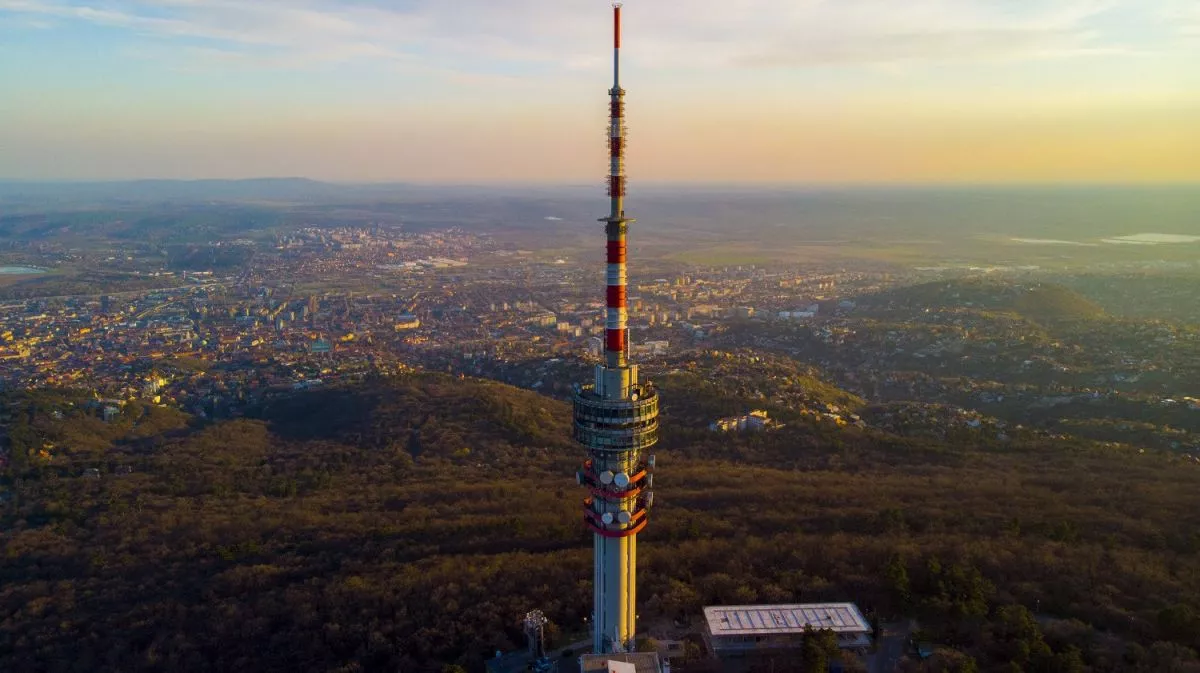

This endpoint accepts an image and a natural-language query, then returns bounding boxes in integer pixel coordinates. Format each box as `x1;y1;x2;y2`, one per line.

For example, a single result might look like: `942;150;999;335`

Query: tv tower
573;2;659;655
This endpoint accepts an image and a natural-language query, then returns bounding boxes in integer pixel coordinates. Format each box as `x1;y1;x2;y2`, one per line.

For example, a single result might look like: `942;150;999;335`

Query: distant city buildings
6;214;1195;461
393;314;421;331
710;410;780;433
778;303;819;320
632;340;669;358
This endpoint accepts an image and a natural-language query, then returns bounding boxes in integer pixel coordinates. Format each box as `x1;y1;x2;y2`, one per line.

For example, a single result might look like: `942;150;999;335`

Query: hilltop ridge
257;373;572;464
862;278;1106;322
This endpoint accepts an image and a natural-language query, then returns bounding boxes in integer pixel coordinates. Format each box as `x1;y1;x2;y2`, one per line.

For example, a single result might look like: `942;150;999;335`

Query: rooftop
703;603;870;637
579;653;662;673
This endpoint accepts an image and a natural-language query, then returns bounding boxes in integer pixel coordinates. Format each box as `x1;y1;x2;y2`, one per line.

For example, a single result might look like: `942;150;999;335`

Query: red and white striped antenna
603;0;631;365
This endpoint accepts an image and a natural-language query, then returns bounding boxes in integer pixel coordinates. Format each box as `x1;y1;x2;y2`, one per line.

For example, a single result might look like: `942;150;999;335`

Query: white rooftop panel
703;603;870;637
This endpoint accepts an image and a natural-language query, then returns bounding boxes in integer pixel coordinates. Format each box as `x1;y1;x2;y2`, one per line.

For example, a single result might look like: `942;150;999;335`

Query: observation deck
572;384;659;453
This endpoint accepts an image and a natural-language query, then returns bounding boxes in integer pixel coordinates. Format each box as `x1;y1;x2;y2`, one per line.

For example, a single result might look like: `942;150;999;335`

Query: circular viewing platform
573;384;659;453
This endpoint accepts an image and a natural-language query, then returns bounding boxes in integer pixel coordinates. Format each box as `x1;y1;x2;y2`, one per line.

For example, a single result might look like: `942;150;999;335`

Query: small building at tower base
579;652;663;673
702;603;871;659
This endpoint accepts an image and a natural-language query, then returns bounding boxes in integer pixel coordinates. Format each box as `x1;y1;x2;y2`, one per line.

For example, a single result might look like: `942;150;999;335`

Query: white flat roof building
703;603;871;656
579;653;662;673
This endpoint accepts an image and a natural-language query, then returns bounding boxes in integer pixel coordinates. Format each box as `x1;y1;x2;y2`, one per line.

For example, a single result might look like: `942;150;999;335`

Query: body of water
0;266;47;274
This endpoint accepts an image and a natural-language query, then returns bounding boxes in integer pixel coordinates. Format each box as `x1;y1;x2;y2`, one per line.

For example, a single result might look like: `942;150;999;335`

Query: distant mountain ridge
2;182;1198;261
0;178;369;203
0;178;608;204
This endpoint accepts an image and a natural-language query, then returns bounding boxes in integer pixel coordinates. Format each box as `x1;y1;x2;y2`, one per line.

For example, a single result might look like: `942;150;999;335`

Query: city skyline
2;0;1198;183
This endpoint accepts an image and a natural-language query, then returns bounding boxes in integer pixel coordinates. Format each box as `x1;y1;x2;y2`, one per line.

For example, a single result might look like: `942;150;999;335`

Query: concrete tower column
573;5;658;654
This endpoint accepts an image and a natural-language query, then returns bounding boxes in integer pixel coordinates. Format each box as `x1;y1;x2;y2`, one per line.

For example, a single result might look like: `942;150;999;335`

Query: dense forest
2;373;1200;672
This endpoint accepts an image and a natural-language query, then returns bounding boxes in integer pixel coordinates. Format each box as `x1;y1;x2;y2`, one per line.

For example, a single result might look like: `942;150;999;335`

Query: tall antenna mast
573;2;659;656
605;1;631;367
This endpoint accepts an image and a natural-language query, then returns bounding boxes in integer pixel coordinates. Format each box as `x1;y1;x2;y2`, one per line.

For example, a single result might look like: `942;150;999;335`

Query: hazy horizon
3;0;1198;183
1;177;1199;188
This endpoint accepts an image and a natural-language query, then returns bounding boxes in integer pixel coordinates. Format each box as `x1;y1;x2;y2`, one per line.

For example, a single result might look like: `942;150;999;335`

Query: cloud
628;0;1133;68
0;0;426;64
0;0;1159;72
731;29;1125;68
1102;233;1200;245
1010;238;1100;247
1164;1;1200;36
0;12;52;28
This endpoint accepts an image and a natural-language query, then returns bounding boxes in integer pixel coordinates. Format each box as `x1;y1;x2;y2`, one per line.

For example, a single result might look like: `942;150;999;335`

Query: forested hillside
2;374;1200;673
861;279;1106;323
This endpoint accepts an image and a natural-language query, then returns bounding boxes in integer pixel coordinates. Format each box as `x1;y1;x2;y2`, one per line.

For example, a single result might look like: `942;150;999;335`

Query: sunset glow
1;0;1197;182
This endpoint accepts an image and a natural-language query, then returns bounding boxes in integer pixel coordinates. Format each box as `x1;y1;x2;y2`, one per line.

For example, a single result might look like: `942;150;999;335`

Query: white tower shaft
572;3;658;656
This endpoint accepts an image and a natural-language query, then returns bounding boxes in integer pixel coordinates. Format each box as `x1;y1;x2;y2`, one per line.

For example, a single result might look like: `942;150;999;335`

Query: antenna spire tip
613;2;622;49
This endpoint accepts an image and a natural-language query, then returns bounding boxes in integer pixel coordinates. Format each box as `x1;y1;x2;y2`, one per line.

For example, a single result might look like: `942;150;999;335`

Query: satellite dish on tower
614;472;630;488
617;510;632;523
602;512;615;524
600;471;615;485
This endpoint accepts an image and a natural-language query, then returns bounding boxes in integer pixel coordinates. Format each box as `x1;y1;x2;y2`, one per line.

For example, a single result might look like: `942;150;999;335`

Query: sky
0;0;1198;183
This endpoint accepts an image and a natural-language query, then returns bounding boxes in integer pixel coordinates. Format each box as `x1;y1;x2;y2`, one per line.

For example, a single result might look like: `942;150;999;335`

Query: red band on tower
607;240;626;263
607;285;627;307
614;5;621;49
606;329;626;353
